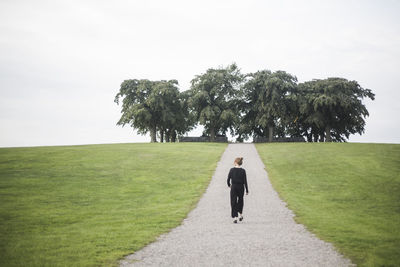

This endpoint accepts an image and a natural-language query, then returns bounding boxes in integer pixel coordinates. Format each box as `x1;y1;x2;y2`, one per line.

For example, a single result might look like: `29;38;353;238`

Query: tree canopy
238;70;298;141
114;79;192;142
188;64;243;141
296;78;375;142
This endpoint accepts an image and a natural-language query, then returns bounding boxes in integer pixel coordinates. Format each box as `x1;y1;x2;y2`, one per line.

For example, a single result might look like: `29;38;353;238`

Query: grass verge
0;143;226;266
256;143;400;266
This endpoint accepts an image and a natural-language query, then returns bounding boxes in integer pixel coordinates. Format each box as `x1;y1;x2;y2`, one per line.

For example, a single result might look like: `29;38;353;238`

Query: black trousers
230;184;244;218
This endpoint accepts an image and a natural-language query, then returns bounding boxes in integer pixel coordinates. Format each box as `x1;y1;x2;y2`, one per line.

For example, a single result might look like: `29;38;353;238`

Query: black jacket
227;167;249;193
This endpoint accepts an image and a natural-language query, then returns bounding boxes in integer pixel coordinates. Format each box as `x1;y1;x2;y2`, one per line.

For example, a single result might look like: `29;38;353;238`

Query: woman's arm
227;168;232;187
243;169;249;194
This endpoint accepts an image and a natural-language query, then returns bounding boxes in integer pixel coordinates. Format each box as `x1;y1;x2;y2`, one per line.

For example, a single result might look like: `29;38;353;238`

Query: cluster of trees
115;64;375;143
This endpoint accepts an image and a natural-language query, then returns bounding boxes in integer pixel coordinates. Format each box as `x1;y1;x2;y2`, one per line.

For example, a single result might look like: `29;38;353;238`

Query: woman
227;157;249;223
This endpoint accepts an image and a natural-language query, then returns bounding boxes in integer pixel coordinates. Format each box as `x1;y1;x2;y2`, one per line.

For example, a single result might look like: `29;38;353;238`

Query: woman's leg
230;186;238;218
237;186;244;214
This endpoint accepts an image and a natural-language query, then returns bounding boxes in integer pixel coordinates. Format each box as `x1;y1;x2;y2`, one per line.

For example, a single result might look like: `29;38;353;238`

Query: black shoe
239;216;243;221
233;218;238;223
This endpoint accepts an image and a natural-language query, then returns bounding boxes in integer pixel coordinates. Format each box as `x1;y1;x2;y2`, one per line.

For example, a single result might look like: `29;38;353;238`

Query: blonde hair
234;157;243;166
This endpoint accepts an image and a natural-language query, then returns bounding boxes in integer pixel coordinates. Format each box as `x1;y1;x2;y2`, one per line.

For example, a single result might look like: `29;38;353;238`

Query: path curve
120;144;353;266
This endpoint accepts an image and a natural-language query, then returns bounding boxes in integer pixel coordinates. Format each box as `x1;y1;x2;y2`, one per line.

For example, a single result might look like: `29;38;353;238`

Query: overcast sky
1;0;399;147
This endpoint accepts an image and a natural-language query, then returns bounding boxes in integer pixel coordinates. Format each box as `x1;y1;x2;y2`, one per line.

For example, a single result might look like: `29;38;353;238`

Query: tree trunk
320;131;325;142
268;126;273;142
307;133;312;142
313;133;319;142
160;130;164;143
325;125;332;142
210;127;215;142
150;126;157;143
171;131;177;142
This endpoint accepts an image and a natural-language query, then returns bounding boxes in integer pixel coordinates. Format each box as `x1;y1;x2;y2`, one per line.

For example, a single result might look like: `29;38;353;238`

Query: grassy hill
256;143;400;266
0;143;227;266
1;142;399;266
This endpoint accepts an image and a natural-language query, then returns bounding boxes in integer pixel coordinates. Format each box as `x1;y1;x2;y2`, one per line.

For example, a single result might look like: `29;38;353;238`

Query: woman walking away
227;157;249;223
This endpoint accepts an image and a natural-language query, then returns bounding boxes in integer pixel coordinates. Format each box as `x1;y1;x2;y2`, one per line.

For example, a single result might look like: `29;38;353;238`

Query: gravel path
120;144;353;266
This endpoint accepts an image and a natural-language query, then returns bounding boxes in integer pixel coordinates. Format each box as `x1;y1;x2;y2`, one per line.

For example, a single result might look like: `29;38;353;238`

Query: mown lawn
256;143;400;266
0;143;226;266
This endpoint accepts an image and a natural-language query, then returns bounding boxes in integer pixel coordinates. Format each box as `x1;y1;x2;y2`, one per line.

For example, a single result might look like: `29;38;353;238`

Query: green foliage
239;74;375;142
0;143;226;266
115;79;154;134
169;90;196;141
115;79;193;142
188;64;243;140
256;143;400;266
238;70;298;140
296;78;375;142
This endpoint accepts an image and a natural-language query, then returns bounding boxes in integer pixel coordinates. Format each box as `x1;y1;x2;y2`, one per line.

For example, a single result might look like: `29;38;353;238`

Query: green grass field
0;143;227;267
256;143;400;266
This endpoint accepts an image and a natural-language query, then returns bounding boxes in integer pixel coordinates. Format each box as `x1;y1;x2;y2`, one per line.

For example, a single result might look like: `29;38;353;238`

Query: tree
114;79;186;143
239;70;298;142
188;64;242;141
159;86;195;143
151;80;181;142
297;78;375;142
115;79;158;142
171;90;196;142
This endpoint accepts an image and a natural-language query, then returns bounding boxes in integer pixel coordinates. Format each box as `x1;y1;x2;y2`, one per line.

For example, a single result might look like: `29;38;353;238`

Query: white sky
1;0;399;147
